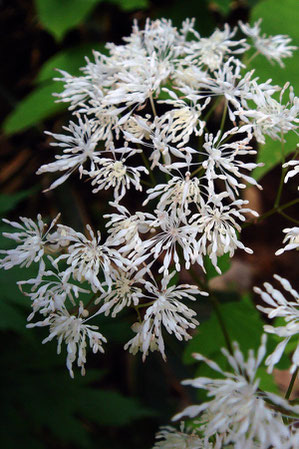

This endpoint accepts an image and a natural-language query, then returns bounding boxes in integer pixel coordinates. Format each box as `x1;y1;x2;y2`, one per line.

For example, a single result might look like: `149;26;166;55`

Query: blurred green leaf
36;43;106;83
0;189;36;216
184;295;283;394
209;0;232;15
108;0;149;11
248;0;299;180
3;43;105;135
3;84;65;135
204;253;231;280
34;0;102;41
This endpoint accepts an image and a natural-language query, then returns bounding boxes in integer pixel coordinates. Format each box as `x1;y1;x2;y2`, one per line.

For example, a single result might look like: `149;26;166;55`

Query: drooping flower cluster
1;17;298;379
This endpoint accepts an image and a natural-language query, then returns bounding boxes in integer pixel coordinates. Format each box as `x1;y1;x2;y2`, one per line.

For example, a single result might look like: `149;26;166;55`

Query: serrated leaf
248;0;299;180
34;0;102;41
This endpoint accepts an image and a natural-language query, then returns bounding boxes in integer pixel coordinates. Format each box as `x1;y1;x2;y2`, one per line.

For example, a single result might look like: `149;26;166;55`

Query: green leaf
34;0;102;41
209;0;232;15
3;84;65;135
107;0;149;11
248;0;299;180
36;43;106;83
4;43;107;135
0;189;37;216
184;295;265;364
204;253;231;281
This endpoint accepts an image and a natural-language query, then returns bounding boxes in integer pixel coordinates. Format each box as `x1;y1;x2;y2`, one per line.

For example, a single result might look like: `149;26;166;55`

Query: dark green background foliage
0;1;298;448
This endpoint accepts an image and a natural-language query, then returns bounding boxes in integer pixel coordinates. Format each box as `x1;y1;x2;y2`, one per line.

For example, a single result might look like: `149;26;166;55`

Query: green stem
189;268;233;355
242;197;299;228
149;91;157;117
274;134;286;208
219;100;228;137
278;210;299;225
141;150;156;186
285;367;299;400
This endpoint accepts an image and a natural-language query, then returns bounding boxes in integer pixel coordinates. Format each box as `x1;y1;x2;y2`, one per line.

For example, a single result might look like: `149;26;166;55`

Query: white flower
87;153;148;200
254;275;299;373
125;273;206;361
143;170;204;218
153;424;213;449
276;227;299;255
238;82;298;144
174;336;299;448
19;260;89;320
105;203;153;255
55;224;125;292
283;156;299;186
201;126;262;199
27;304;106;377
158;87;210;146
239;19;297;67
144;210;199;274
194;197;257;273
37;116;103;191
95;266;147;317
186;24;248;70
0;214;59;272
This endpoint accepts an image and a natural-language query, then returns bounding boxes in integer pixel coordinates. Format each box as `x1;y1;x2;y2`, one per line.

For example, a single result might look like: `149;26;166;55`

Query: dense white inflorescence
0;18;298;384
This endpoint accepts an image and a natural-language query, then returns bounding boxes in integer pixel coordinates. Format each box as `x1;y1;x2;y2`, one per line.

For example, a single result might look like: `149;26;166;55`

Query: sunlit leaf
248;0;299;180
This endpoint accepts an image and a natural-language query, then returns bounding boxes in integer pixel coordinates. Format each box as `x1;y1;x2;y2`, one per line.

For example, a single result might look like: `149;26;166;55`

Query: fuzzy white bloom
95;266;148;317
19;260;89;320
174;336;299;448
37;116;104;191
153;424;215;449
238;82;298;144
193;197;258;273
55;224;126;292
158;87;210;146
125;273;207;361
254;275;299;373
87;153;148;200
105;203;153;255
0;214;59;272
143;171;203;218
239;19;297;67
185;24;248;71
201;126;262;199
276;227;299;255
27;304;106;377
143;209;199;274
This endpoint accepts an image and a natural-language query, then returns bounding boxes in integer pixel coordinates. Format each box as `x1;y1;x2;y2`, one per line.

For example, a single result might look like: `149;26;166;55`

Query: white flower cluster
156;337;299;449
1;18;298;378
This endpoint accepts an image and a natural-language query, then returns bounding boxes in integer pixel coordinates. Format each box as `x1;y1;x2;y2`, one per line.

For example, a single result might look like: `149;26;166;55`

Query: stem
246;50;260;66
274;134;286;208
189;268;233;355
219;100;228;137
278;210;299;225
203;97;222;123
149;91;157;117
141;150;156;186
209;292;233;355
285;367;299;400
242;197;299;228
